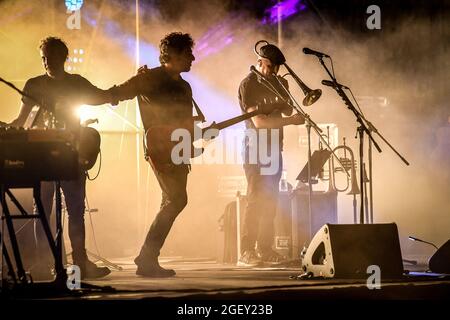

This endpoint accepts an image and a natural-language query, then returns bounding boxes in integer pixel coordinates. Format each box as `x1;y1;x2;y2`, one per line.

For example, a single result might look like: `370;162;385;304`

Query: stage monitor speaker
429;239;450;274
302;223;404;279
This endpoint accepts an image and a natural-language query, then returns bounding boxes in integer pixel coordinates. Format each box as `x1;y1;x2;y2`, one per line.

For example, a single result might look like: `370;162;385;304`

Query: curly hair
159;32;194;65
39;37;69;60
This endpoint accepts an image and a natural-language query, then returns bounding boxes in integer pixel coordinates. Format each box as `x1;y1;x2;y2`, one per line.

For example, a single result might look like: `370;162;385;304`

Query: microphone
250;65;268;82
408;236;439;250
303;47;330;58
321;80;349;90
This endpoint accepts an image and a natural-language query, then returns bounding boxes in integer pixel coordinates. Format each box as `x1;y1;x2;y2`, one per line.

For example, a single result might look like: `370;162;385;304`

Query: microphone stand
315;56;410;224
365;117;410;223
0;76;41;107
251;66;350;240
318;56;380;224
368;139;373;223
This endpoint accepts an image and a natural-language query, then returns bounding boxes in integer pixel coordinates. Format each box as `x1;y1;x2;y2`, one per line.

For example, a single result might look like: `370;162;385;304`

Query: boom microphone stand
250;65;350;240
319;61;381;225
309;52;409;223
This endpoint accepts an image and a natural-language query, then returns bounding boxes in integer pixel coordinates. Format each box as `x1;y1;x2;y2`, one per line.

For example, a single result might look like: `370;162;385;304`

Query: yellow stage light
76;104;97;123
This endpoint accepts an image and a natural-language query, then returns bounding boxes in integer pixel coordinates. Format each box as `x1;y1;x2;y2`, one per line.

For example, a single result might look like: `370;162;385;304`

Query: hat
258;44;286;65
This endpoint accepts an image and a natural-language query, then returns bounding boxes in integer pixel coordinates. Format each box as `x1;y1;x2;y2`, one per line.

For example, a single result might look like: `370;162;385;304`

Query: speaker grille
328;224;404;278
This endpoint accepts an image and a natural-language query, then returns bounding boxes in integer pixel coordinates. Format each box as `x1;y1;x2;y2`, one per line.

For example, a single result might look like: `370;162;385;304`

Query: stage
1;0;449;312
4;258;450;301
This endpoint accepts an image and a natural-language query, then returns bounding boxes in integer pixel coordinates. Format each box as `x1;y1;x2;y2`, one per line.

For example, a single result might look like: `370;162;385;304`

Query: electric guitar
145;106;266;171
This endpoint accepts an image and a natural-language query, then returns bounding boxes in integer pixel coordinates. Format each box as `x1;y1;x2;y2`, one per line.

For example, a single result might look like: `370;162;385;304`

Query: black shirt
238;72;290;150
20;73;104;130
112;66;193;132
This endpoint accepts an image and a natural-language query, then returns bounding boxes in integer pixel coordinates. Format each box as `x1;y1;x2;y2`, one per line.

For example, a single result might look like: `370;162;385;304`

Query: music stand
296;149;331;183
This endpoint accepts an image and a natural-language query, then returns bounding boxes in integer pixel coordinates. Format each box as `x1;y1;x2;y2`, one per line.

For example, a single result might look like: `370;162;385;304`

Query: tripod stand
312;53;409;223
60;191;122;271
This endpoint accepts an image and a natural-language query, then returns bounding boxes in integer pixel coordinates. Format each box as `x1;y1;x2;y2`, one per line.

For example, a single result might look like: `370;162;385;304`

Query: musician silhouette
107;32;196;277
9;37;112;280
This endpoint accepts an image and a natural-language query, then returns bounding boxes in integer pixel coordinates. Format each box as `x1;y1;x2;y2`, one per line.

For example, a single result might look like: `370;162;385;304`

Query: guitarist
238;44;305;267
108;32;197;277
7;37;111;280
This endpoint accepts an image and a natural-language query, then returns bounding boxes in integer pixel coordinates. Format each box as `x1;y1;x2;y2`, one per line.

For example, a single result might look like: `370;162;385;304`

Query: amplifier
221;190;338;263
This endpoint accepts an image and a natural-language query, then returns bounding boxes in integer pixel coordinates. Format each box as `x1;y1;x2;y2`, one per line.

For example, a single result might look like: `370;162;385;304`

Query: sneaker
237;250;262;267
257;249;286;265
136;264;176;278
77;259;111;279
134;257;176;278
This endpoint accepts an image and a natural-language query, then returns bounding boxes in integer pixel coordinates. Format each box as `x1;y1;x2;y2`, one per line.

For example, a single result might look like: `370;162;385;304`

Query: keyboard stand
1;182;66;287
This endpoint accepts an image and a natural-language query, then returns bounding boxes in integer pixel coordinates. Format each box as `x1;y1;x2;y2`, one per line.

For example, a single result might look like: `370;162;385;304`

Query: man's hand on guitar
137;65;150;75
257;99;292;116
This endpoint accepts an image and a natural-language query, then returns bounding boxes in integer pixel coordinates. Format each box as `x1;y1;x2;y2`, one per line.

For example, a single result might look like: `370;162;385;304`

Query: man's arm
77;76;116;106
107;73;145;106
82;88;113;106
9;102;33;127
248;105;304;129
77;73;143;106
7;78;36;127
276;77;293;116
281;103;294;116
239;77;299;129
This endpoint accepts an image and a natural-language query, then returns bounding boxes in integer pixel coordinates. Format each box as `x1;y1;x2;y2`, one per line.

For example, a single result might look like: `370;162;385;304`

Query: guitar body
145;123;203;170
144;107;265;171
79;127;101;171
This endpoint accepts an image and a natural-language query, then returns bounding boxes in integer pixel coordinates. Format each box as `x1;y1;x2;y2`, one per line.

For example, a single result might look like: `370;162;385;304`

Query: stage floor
49;257;450;300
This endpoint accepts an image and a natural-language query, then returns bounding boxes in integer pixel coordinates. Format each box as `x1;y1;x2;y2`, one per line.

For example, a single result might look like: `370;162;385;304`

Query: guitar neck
210;109;260;131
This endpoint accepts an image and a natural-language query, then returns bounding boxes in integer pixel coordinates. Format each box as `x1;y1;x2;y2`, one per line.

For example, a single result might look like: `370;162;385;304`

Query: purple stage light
193;15;243;61
262;0;307;25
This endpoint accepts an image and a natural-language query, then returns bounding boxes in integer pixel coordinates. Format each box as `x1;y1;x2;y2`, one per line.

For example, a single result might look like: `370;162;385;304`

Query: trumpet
327;139;360;195
283;63;322;106
254;40;322;106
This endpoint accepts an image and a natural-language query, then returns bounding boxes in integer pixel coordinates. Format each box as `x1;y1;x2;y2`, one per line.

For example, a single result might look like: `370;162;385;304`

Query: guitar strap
192;98;206;122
